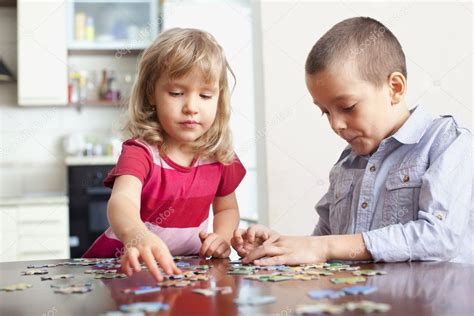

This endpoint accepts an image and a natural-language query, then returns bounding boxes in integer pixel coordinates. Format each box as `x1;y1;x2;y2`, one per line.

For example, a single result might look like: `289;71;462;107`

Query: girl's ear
387;72;406;105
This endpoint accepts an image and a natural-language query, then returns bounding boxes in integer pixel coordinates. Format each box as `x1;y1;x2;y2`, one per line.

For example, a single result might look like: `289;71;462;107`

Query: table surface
0;258;472;316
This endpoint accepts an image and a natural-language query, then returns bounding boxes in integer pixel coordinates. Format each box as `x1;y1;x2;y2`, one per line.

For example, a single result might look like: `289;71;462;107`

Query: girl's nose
183;97;199;114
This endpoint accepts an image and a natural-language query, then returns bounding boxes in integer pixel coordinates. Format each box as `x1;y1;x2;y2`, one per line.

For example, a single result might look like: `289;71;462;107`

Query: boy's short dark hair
305;17;407;86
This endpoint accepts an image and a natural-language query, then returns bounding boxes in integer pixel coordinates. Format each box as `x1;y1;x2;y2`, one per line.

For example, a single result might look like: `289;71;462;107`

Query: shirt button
402;175;410;182
361;202;368;209
370;165;376;172
436;214;444;221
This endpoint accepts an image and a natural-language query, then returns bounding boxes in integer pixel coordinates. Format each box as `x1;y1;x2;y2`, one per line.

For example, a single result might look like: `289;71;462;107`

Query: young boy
232;17;472;265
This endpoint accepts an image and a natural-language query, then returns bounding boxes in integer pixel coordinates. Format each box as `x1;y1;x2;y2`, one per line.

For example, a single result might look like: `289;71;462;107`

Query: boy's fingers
141;249;162;282
254;255;287;266
242;244;283;264
262;233;280;245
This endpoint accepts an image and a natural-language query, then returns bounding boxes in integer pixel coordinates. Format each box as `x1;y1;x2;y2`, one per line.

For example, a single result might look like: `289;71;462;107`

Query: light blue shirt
312;105;473;263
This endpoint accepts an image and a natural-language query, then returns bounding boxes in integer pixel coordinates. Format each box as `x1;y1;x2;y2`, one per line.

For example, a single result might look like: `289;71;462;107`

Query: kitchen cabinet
67;0;159;51
17;0;68;106
0;196;70;262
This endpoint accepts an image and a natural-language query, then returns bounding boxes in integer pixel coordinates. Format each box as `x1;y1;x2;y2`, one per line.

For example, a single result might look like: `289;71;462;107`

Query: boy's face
306;62;402;156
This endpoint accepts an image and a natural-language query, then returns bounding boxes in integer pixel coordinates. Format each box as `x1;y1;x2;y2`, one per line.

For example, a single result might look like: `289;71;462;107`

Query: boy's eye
169;91;183;97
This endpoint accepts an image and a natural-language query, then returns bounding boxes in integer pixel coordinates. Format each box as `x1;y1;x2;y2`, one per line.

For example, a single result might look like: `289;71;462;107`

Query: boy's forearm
319;234;373;261
108;195;147;244
213;208;240;243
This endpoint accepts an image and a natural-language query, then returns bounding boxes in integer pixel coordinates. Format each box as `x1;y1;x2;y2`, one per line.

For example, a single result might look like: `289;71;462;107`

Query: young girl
83;28;246;281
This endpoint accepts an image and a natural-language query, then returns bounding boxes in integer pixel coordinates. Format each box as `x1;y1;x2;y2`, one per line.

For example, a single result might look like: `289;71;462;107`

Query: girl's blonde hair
125;28;236;163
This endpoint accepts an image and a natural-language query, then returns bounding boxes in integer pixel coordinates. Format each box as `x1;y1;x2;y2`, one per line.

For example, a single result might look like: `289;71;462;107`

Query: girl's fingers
140;249;162;282
126;247;141;272
205;238;221;257
152;246;180;276
200;233;217;257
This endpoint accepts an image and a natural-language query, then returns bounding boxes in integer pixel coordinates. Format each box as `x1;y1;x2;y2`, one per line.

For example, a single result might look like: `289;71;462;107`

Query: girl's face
151;69;220;150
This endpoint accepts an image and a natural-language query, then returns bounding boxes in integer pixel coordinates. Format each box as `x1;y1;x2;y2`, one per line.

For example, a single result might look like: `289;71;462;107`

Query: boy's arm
363;131;472;262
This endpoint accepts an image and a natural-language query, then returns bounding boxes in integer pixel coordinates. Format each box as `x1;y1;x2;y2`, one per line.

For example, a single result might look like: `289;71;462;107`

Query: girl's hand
241;235;329;266
121;230;181;282
199;231;231;258
231;224;280;258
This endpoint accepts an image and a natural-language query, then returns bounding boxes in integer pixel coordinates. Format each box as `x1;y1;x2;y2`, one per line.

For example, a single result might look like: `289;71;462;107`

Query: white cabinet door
17;0;68;106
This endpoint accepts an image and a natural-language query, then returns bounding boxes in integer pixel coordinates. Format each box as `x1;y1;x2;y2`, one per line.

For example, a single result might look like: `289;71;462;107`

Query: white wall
256;0;473;235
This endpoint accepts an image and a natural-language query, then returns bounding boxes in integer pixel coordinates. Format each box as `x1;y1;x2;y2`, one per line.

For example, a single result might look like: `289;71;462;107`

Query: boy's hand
199;231;231;258
242;235;329;266
120;230;181;282
231;224;280;258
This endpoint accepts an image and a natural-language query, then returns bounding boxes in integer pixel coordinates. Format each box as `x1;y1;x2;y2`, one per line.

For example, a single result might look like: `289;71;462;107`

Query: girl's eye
200;94;212;99
343;104;356;112
169;92;183;97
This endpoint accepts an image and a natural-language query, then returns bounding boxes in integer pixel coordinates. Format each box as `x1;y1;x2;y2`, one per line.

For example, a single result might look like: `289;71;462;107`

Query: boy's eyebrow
331;94;354;102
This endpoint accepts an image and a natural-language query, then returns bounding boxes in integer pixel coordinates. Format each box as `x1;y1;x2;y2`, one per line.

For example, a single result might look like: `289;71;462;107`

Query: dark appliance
68;164;113;258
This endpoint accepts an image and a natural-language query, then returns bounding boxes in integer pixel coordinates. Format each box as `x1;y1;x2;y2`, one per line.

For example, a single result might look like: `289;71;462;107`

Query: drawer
18;205;68;222
0;206;18;232
18;236;69;254
18;250;69;261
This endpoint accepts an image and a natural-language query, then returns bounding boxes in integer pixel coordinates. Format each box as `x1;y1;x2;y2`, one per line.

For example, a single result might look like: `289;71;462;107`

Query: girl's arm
199;192;240;258
108;175;180;281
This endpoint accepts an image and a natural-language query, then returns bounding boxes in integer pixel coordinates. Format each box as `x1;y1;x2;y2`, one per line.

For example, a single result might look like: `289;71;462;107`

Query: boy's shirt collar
390;105;433;145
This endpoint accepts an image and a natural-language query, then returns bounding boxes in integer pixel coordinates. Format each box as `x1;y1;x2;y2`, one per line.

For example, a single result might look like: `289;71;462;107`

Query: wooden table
0;258;472;315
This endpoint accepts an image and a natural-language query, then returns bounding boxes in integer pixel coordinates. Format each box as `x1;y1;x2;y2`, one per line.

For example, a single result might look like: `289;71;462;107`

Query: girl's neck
161;142;196;167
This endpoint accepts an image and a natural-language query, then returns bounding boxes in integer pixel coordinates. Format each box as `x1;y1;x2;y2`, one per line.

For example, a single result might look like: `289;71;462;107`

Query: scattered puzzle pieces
120;302;169;313
21;269;48;275
41;274;74;281
123;286;161;295
157;280;192;288
27;263;59;268
233;295;276;306
345;300;391;313
352;269;387;276
54;285;92;294
94;273;127;279
330;276;366;285
343;285;377;295
84;269;117;275
0;283;32;292
295;303;345;314
307;289;346;299
192;286;232;296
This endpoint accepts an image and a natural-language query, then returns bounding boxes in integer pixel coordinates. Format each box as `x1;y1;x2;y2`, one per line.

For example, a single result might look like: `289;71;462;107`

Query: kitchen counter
0;194;68;206
65;156;118;166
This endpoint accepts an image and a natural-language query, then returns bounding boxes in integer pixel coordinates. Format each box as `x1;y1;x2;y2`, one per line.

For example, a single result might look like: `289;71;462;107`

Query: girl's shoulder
123;138;161;166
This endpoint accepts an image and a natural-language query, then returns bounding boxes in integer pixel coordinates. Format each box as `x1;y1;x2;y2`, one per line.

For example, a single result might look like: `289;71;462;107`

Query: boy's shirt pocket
330;175;355;234
381;163;428;226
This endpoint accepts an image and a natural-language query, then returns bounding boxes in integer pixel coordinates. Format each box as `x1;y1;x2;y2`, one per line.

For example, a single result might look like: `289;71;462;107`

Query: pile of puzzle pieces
0;256;392;314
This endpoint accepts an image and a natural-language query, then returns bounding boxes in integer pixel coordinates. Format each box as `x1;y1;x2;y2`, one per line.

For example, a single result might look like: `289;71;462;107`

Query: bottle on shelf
85;16;95;42
98;69;109;101
75;12;86;41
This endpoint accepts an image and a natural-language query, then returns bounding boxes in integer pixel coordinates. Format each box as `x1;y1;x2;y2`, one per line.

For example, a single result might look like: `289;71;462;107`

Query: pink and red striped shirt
83;138;246;258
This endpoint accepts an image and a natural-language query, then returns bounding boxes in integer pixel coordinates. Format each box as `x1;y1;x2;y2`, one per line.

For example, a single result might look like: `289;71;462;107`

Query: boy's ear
387;72;406;105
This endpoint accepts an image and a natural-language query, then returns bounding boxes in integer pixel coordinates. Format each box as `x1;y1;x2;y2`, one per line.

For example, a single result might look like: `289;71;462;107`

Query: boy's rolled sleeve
312;191;332;236
363;131;472;262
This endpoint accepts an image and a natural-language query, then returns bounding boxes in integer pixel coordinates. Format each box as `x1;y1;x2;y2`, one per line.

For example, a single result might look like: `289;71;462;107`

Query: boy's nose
330;114;346;132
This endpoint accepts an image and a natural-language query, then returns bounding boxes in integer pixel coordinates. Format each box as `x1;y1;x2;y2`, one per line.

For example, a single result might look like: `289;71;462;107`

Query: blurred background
0;0;472;261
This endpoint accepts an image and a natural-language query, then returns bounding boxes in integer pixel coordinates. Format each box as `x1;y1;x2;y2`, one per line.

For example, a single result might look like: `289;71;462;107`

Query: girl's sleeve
103;139;153;188
215;155;247;197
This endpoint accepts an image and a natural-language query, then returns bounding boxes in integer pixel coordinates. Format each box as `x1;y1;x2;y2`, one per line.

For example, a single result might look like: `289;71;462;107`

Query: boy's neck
387;100;411;139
